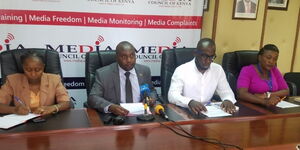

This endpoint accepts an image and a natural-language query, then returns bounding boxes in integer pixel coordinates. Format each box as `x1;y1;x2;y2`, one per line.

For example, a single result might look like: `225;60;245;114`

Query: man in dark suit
236;0;257;13
88;41;157;116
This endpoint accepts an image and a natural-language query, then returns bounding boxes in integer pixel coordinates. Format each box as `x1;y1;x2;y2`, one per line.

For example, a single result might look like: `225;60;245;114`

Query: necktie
246;3;251;13
125;72;133;103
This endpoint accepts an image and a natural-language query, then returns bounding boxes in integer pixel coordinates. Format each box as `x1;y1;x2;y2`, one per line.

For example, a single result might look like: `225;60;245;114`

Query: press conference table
1;99;300;150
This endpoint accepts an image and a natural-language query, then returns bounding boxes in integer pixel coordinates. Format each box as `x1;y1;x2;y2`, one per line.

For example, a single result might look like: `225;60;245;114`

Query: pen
205;101;211;106
280;96;287;101
14;96;25;105
14;96;31;112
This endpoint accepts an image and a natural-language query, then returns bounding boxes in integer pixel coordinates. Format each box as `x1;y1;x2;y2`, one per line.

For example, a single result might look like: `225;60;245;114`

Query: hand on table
32;106;57;115
220;100;236;114
14;105;30;115
108;104;129;116
188;100;207;115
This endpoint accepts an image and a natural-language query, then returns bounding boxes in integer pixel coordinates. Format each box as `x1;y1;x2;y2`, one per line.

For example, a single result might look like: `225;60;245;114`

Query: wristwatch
266;92;271;99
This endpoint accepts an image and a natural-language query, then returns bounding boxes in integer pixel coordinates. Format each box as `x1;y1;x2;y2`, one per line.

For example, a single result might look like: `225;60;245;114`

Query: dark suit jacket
88;62;157;112
236;0;257;13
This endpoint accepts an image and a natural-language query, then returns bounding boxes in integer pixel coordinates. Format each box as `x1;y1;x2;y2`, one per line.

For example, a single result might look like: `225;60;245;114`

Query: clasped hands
14;105;58;115
188;100;236;115
255;93;282;107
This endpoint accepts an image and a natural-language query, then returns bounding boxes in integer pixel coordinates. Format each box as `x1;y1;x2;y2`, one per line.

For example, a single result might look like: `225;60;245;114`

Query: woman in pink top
237;44;289;106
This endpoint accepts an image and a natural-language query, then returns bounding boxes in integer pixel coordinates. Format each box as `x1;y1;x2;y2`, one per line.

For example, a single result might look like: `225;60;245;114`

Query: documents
0;113;40;129
201;102;238;118
276;101;299;108
120;103;151;116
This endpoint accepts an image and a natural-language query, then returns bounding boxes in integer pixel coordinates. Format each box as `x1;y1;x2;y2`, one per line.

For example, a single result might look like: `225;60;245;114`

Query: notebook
0;113;40;129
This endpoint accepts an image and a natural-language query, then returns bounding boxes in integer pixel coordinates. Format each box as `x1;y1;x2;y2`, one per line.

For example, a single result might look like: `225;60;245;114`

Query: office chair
0;48;63;85
84;50;116;107
222;50;259;96
0;48;75;107
160;48;195;103
284;72;300;96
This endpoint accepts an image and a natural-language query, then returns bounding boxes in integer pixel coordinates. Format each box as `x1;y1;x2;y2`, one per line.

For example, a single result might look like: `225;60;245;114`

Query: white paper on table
201;106;232;117
201;102;238;118
276;101;299;108
120;103;151;116
0;113;40;129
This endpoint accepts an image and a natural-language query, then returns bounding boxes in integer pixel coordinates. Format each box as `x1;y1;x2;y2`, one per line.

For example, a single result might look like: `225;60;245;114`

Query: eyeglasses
195;50;217;61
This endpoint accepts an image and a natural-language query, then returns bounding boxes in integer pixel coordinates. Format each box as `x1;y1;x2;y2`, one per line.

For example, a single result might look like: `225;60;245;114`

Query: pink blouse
237;65;288;94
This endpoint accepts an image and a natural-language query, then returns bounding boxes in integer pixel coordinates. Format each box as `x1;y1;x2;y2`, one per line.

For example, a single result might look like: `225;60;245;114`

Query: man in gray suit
236;0;257;13
88;41;157;116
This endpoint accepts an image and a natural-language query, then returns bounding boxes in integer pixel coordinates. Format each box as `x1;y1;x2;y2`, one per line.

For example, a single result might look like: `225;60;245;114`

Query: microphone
140;84;151;104
137;84;154;121
155;104;169;120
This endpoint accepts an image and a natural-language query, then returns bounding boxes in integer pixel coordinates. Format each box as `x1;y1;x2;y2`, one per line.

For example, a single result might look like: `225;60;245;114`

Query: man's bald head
194;38;216;72
196;38;216;51
116;41;136;55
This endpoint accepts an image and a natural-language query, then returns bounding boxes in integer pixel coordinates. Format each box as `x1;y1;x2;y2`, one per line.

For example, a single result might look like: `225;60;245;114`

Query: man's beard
195;58;209;71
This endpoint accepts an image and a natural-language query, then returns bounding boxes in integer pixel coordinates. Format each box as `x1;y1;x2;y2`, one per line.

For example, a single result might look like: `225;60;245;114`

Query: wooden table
1;114;300;150
0;108;102;134
1;101;300;150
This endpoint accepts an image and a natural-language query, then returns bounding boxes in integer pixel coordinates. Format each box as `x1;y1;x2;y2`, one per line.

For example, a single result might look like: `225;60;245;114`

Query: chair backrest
0;48;63;85
85;50;116;96
160;48;195;103
222;50;259;95
284;72;300;96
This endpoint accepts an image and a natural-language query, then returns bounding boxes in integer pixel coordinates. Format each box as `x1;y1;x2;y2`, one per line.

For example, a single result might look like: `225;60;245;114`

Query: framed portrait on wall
233;0;259;20
204;0;209;11
268;0;289;10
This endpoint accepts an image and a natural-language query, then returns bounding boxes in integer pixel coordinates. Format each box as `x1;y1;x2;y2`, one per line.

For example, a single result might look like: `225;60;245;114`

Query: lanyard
257;64;273;92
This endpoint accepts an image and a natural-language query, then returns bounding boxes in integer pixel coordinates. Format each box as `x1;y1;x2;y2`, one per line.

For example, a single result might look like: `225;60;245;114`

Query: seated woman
237;44;289;106
0;51;70;115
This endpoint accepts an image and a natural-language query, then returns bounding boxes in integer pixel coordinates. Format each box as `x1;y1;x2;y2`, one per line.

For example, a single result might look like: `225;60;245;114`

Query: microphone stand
137;96;154;121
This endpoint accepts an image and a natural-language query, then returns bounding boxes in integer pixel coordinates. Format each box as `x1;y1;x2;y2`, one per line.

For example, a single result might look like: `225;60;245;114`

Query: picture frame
233;0;259;20
268;0;289;10
203;0;209;11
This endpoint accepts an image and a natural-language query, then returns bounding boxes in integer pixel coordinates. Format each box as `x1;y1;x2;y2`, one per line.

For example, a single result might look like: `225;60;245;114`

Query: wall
201;0;215;39
292;7;300;72
214;0;266;64
202;0;300;73
263;0;300;73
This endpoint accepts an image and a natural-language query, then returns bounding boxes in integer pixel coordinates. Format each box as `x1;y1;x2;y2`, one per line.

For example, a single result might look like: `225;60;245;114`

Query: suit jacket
88;62;157;112
0;73;70;107
237;0;257;13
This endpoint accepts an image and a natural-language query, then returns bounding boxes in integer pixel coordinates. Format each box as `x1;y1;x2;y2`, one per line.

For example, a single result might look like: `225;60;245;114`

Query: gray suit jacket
236;0;256;13
88;62;157;112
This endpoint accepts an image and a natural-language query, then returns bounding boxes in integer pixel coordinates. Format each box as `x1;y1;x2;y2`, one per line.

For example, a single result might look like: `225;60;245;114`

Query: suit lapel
21;76;31;107
135;64;144;86
39;73;49;106
112;63;121;103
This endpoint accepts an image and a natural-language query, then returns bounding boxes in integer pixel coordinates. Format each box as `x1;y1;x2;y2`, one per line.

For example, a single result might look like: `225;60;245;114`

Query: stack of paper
201;102;238;118
276;101;299;108
0;113;40;129
201;106;232;117
120;103;151;116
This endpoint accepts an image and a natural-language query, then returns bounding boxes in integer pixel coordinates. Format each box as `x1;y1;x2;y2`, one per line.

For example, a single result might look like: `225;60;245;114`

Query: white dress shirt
168;58;236;108
244;0;252;13
118;65;141;103
104;65;141;113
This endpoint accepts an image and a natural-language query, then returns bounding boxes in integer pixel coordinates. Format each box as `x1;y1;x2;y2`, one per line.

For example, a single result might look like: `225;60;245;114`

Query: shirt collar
118;65;136;76
192;58;212;73
244;0;251;4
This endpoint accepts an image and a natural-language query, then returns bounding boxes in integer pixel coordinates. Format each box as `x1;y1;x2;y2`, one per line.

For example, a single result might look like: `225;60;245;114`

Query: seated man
168;38;236;115
88;41;157;116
